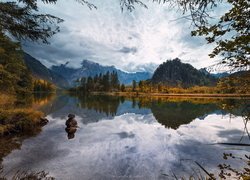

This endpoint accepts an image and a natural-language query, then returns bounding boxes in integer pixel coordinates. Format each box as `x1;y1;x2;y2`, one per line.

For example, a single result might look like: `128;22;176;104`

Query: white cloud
22;0;226;72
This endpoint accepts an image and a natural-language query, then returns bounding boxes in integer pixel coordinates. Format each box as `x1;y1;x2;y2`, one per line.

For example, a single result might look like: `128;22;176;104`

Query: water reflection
30;94;250;143
0;94;249;179
65;114;78;140
76;94;121;116
241;104;250;141
37;94;250;130
65;127;77;139
27;94;250;143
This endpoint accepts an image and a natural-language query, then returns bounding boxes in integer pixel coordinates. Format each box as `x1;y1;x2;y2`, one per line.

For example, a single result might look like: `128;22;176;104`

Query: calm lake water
1;94;250;179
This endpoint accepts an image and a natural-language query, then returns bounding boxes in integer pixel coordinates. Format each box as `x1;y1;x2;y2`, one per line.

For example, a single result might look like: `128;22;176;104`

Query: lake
1;94;249;179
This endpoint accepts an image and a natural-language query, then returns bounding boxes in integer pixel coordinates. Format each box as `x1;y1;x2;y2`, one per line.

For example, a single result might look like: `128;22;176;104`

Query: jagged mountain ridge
151;58;217;87
24;54;225;89
24;54;152;87
51;60;152;85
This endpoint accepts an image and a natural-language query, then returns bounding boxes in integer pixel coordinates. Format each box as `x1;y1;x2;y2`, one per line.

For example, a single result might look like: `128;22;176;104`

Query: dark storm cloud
118;47;138;54
21;26;95;67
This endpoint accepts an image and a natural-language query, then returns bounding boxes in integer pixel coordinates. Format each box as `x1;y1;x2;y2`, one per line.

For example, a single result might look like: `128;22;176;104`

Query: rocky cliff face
151;58;217;87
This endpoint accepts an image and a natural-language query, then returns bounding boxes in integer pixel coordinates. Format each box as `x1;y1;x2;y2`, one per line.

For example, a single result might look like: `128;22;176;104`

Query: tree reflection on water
0;93;249;179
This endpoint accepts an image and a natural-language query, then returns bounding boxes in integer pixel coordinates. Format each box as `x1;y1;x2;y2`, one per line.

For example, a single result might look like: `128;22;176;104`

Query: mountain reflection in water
35;94;249;130
0;94;249;179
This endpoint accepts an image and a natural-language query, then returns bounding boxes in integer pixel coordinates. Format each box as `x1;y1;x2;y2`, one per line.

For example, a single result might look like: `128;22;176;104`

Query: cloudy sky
22;0;227;72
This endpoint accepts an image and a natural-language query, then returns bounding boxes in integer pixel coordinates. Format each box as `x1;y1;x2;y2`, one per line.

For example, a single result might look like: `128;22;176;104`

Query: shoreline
90;91;250;98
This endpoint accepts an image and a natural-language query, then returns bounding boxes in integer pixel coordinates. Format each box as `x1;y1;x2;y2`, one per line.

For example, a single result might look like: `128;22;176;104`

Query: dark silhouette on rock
40;117;49;126
65;114;78;139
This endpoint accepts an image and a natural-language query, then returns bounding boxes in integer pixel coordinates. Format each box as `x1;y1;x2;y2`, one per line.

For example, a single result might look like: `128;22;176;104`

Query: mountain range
23;53;152;87
25;53;244;89
51;60;152;86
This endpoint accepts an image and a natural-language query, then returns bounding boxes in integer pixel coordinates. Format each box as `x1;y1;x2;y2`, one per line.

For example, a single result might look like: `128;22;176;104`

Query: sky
21;0;227;73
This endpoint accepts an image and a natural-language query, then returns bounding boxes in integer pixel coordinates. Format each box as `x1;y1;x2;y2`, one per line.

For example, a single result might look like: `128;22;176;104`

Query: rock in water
40;117;49;125
68;114;75;119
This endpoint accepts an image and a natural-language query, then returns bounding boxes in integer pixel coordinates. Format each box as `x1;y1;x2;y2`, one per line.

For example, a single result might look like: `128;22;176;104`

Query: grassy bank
0;108;44;136
0;94;45;136
90;91;250;98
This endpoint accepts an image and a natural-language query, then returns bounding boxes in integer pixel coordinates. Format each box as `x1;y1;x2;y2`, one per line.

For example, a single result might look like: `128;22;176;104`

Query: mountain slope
23;53;69;88
151;58;216;87
51;60;152;85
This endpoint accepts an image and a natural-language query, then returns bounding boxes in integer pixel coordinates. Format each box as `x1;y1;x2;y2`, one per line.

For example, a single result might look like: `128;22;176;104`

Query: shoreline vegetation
1;82;249;137
0;93;49;137
69;70;250;98
89;91;250;98
0;108;44;136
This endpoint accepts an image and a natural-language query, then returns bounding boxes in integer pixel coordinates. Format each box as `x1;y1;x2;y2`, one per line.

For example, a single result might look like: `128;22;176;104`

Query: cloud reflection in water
2;111;249;179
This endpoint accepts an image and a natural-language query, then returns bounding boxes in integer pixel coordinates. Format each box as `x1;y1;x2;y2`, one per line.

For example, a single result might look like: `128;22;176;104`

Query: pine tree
86;77;94;92
121;84;126;92
138;81;143;92
103;71;110;91
110;71;120;91
132;80;136;92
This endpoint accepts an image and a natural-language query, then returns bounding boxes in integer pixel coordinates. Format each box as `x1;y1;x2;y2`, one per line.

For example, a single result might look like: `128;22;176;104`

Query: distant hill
23;53;69;88
227;70;250;78
199;68;229;78
151;58;217;87
51;60;152;85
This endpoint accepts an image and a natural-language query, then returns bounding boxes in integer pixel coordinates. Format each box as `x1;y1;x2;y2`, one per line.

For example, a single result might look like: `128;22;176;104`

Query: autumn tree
33;79;56;92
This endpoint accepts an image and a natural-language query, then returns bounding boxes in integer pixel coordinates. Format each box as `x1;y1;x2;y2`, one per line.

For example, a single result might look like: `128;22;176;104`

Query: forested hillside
23;53;69;88
0;33;32;96
151;58;216;87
